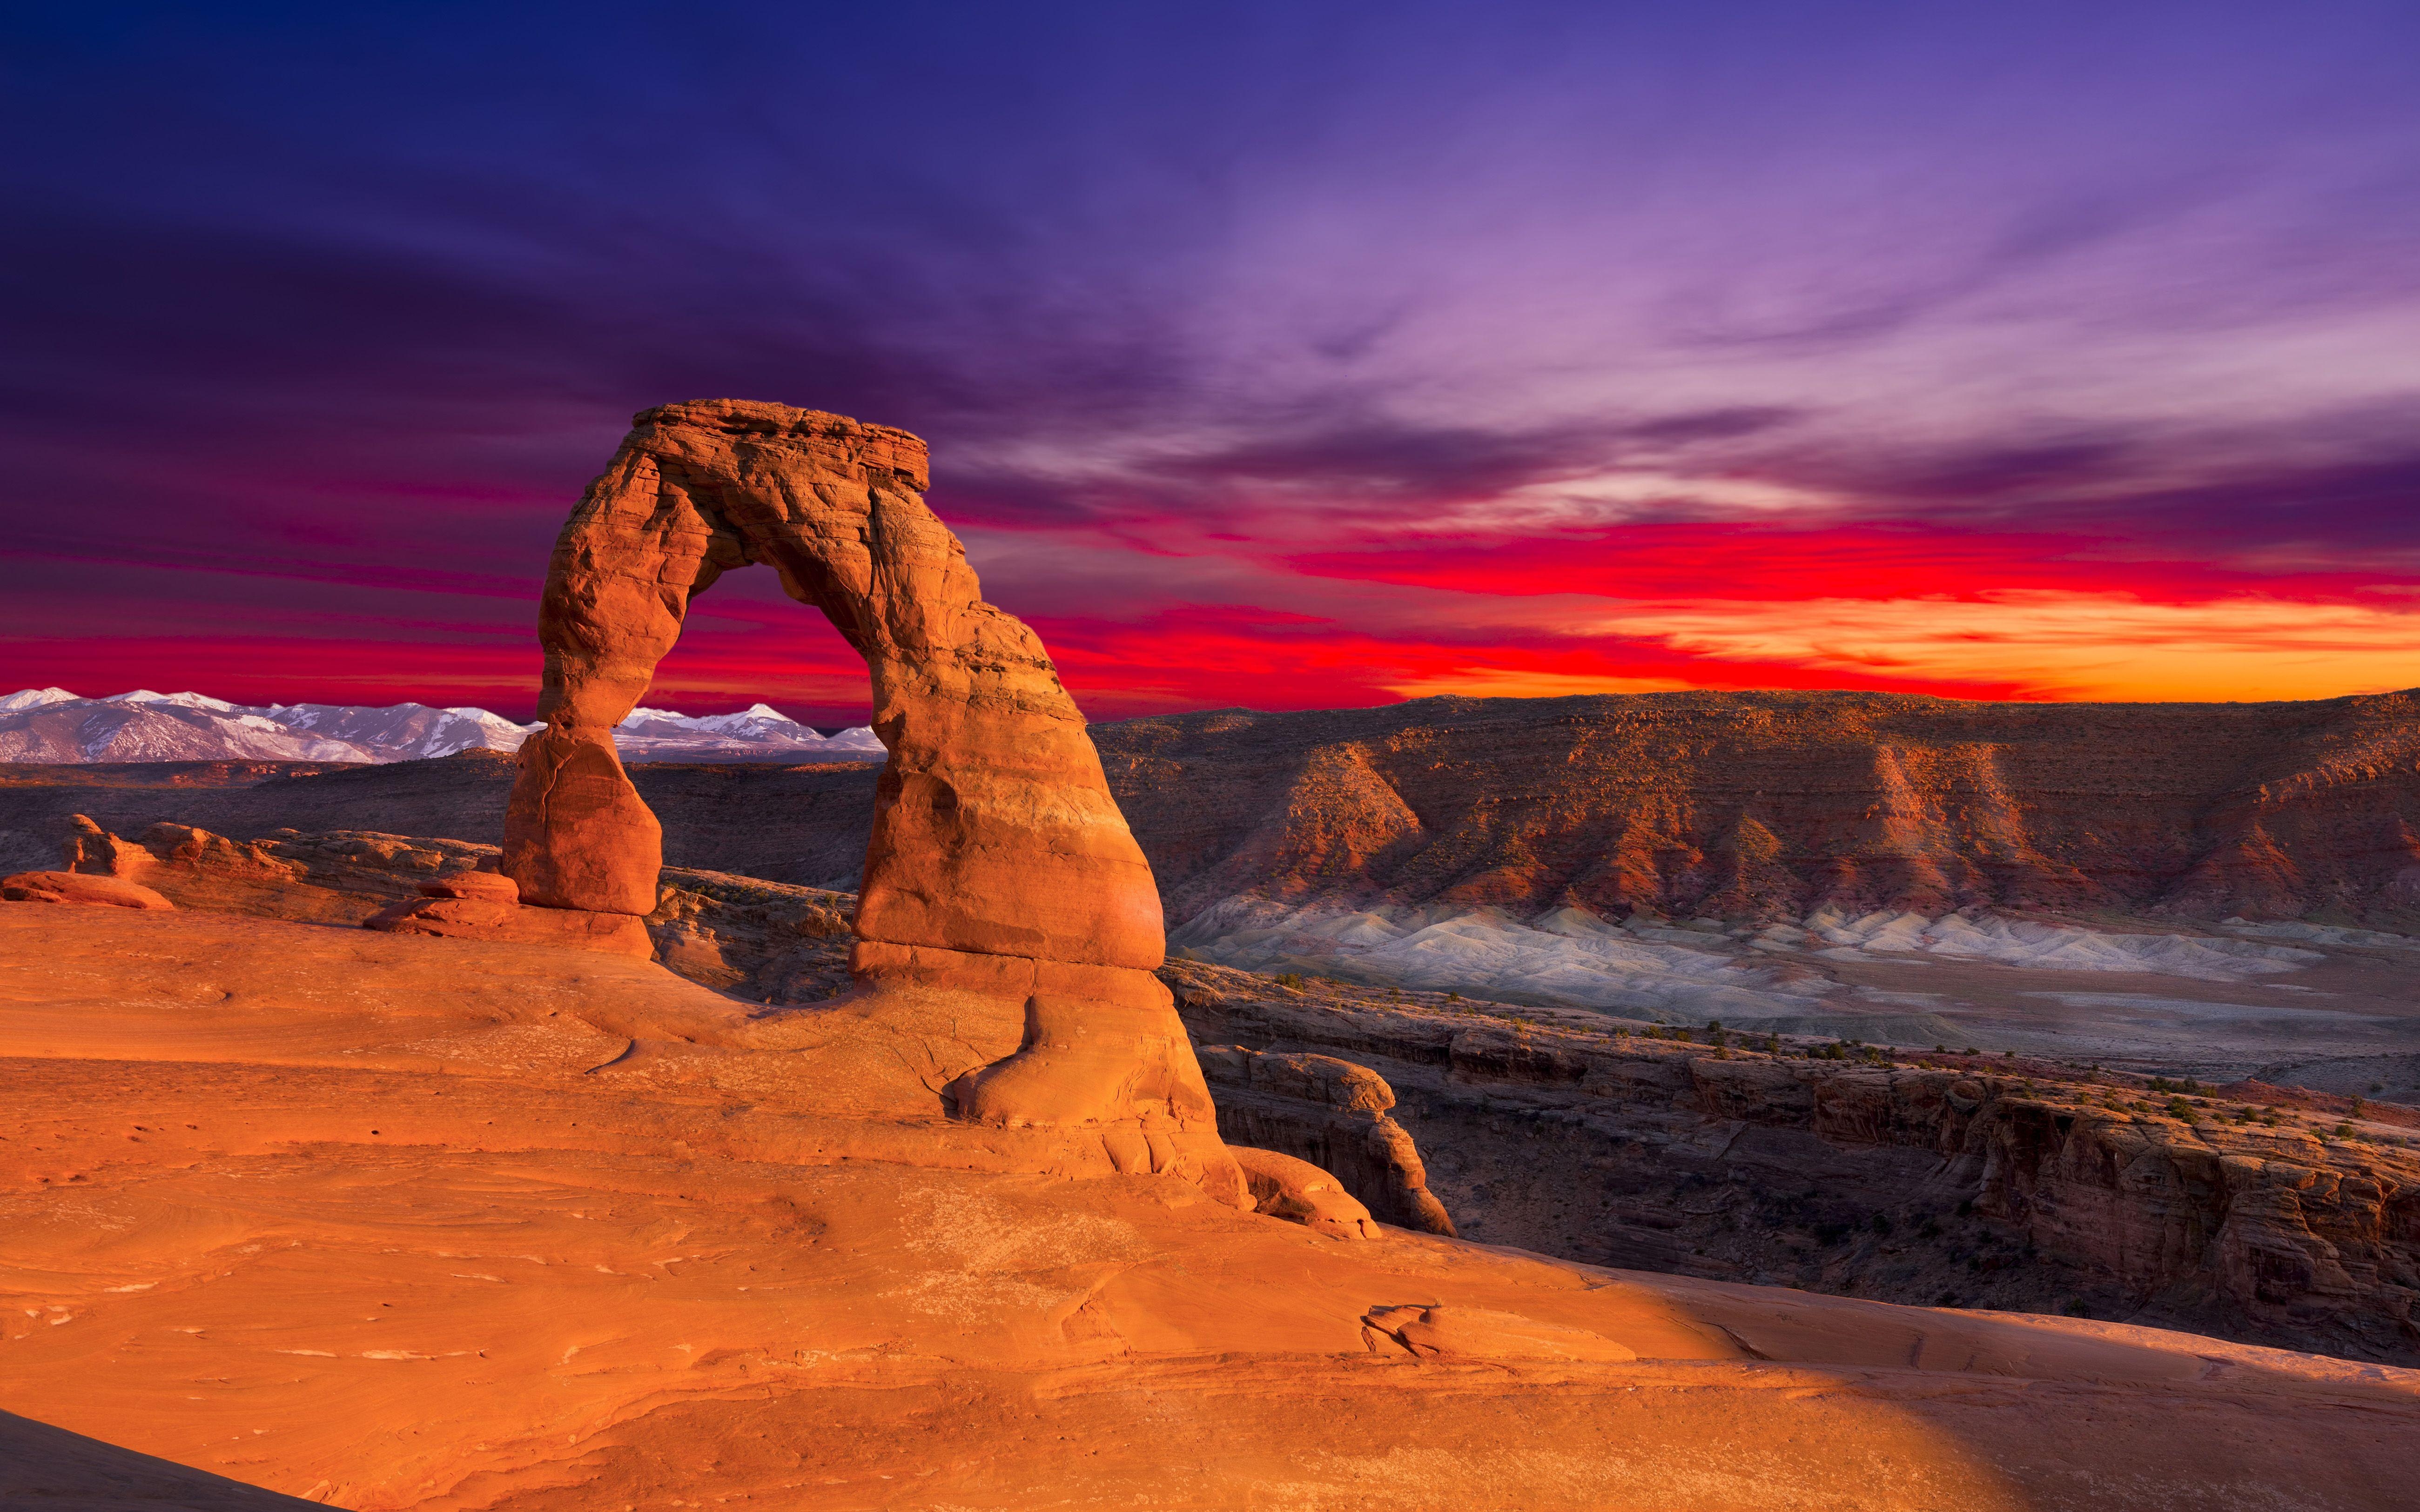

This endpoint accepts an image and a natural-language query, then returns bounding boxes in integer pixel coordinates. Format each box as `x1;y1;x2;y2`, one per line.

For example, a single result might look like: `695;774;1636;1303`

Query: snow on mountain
692;703;819;738
611;702;881;762
0;694;383;763
0;689;883;764
105;689;241;712
265;702;537;760
0;687;80;713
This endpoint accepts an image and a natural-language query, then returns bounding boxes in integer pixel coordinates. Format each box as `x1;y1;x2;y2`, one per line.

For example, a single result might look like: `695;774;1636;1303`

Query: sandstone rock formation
1197;1044;1456;1235
497;400;1241;1200
1167;958;2420;1365
0;869;173;909
48;816;860;1002
1228;1144;1381;1239
365;873;653;958
1090;689;2420;929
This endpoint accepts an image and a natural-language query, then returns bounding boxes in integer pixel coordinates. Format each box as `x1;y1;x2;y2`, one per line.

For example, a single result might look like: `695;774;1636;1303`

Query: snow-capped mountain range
0;689;885;765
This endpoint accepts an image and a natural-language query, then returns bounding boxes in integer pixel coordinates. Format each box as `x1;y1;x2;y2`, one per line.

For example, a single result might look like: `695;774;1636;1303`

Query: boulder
1230;1145;1380;1239
1;870;175;910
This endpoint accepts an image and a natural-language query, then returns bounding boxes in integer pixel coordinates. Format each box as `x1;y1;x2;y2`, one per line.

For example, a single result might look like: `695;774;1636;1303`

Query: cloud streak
4;2;2416;717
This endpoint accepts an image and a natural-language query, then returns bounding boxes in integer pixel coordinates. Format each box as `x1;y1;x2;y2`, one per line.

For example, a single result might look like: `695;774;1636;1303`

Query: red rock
502;727;661;914
363;893;652;958
416;869;519;903
498;400;1243;1205
1229;1145;1379;1239
0;870;174;910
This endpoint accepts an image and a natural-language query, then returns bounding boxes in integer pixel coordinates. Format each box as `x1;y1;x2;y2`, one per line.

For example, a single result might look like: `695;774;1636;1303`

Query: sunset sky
7;2;2417;721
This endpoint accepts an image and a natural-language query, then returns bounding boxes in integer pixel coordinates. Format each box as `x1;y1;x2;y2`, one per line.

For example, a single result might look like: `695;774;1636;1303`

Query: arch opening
495;398;1247;1205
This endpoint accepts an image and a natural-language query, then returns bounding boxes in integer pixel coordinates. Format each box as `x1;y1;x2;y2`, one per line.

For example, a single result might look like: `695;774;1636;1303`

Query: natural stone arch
503;399;1246;1204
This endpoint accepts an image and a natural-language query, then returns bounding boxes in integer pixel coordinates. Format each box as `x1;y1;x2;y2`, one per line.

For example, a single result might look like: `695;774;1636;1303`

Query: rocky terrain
1093;690;2420;929
1167;960;2420;1367
16;904;2420;1509
43;809;2420;1368
14;686;2420;1092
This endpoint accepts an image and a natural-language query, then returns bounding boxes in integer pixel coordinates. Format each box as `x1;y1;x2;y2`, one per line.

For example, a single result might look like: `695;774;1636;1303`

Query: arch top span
505;398;1157;969
497;400;1244;1206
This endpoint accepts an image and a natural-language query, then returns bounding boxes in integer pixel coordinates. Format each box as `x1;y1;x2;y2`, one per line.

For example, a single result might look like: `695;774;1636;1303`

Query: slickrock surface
0;869;175;909
1166;959;2420;1365
43;814;2420;1364
7;904;2420;1510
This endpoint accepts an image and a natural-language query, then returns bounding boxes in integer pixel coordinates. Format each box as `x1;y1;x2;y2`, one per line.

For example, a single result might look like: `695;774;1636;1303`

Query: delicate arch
501;398;1164;976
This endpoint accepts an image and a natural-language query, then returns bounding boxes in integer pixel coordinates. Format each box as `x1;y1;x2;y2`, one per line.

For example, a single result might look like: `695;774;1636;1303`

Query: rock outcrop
1166;958;2420;1365
0;870;173;910
489;400;1240;1201
1090;689;2420;929
1197;1044;1456;1235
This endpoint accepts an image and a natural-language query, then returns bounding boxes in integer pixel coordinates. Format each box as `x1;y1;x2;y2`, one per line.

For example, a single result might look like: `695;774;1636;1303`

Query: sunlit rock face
499;399;1242;1201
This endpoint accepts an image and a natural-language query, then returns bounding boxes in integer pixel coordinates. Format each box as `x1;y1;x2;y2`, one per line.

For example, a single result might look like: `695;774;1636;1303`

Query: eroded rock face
1197;1045;1456;1235
0;870;174;910
500;400;1240;1201
1167;957;2420;1364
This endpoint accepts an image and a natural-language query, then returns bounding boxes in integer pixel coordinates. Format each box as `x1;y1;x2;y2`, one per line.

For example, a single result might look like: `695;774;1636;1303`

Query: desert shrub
1869;1213;1894;1235
1276;972;1303;990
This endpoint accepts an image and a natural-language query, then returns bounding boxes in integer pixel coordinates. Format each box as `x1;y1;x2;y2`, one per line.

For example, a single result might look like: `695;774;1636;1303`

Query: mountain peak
0;687;80;713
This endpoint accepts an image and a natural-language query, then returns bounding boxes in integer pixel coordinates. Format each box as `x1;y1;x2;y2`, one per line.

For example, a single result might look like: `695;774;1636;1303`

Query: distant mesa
0;687;884;765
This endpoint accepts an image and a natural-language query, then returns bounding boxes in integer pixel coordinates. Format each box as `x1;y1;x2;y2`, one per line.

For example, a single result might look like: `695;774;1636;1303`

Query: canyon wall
1093;689;2420;928
1165;959;2420;1365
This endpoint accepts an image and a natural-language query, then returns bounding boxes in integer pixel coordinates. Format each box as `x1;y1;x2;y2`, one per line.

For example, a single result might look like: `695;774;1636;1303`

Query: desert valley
3;401;2417;1509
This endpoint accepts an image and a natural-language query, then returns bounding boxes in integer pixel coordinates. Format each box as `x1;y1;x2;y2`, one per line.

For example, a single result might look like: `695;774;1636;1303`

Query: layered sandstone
1090;689;2420;928
19;686;2417;931
1166;959;2420;1365
1197;1044;1457;1235
0;869;173;909
491;400;1239;1198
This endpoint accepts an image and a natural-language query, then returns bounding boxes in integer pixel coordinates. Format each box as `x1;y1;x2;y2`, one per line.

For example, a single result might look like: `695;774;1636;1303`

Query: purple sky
6;2;2417;718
